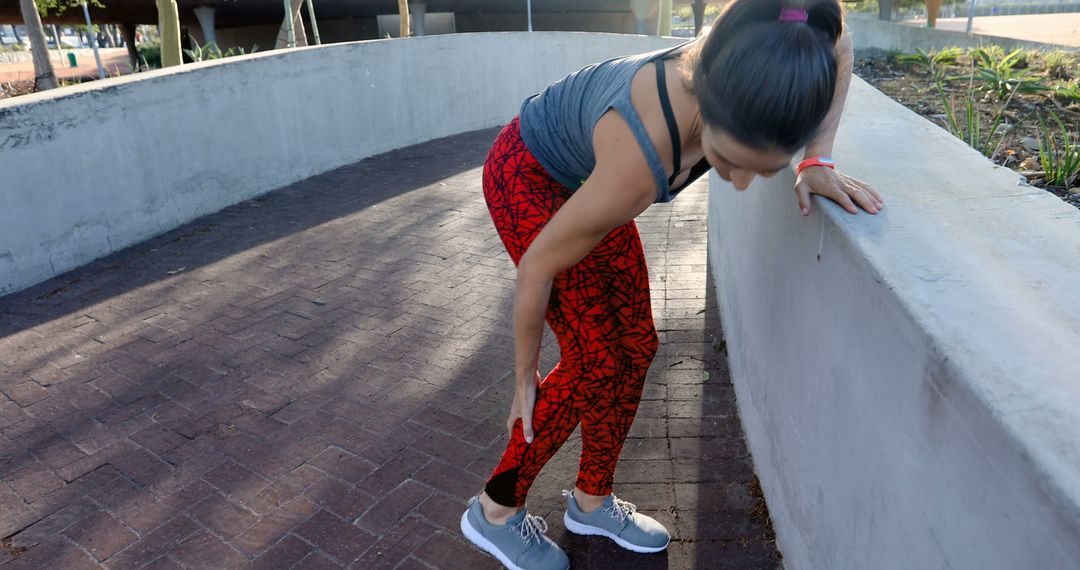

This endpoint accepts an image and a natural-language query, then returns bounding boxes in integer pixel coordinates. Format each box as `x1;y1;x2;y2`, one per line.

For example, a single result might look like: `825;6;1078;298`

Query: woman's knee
623;325;659;364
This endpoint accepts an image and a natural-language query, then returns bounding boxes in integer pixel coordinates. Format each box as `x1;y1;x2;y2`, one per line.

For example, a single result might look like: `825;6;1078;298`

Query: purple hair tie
779;7;809;22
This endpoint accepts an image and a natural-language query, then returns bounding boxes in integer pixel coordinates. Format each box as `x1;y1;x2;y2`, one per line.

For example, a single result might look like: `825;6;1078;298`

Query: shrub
968;47;1049;99
184;41;259;62
138;42;161;69
1038;111;1080;188
1054;79;1080;103
897;47;963;81
1043;50;1074;80
936;56;1026;158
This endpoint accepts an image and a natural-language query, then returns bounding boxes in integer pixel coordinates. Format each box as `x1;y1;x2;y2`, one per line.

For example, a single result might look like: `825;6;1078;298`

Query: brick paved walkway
0;128;780;569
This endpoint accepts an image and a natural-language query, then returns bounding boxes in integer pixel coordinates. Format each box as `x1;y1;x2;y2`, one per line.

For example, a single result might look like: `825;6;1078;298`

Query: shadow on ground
0;127;779;569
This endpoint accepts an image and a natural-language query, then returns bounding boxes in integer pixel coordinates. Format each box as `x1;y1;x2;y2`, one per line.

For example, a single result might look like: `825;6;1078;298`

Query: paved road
0;48;131;83
907;14;1080;47
0;128;779;569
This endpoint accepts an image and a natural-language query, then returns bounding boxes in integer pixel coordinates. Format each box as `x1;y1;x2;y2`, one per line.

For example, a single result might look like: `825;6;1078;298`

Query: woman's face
701;124;793;191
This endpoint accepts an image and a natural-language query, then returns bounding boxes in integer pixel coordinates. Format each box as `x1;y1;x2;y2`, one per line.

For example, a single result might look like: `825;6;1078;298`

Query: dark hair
691;0;843;153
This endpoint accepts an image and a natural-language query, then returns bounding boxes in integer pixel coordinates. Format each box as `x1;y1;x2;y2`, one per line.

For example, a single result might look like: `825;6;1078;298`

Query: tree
156;0;181;67
18;0;58;91
926;0;942;27
398;0;409;37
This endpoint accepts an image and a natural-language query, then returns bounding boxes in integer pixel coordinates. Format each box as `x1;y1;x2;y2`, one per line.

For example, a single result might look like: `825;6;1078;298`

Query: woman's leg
481;118;627;509
574;221;659;502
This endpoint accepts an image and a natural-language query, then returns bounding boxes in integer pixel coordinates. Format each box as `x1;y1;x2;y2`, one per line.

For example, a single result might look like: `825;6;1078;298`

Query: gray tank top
518;41;709;203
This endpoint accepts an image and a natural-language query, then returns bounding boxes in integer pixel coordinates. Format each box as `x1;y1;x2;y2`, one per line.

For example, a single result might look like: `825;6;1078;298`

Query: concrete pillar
193;5;216;45
693;0;706;36
658;0;672;36
630;0;655;35
879;0;894;21
408;3;426;36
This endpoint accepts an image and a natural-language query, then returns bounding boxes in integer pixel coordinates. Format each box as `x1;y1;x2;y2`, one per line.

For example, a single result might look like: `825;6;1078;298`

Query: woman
461;1;882;568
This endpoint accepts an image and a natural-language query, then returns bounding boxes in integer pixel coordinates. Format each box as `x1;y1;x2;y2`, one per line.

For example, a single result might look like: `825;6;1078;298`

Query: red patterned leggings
482;117;659;508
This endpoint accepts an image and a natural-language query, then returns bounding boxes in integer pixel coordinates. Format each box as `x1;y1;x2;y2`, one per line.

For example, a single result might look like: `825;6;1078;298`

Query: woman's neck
675;58;704;146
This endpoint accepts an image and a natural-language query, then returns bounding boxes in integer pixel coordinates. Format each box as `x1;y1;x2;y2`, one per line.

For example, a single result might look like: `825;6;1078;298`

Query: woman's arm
793;25;883;216
803;24;854;161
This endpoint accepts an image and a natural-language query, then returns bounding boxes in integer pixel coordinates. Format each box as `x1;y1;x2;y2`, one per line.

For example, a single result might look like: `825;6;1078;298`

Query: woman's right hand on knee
509;370;539;444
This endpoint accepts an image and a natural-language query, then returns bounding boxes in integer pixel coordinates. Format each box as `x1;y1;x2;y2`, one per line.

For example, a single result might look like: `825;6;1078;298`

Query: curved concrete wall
707;78;1080;568
0;32;680;295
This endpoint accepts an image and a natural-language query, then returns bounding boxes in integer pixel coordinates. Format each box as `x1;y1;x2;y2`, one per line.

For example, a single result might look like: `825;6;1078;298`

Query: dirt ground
855;46;1080;208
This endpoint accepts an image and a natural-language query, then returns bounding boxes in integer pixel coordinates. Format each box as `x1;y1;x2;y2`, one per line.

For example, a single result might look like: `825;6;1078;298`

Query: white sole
563;511;669;554
460;510;529;570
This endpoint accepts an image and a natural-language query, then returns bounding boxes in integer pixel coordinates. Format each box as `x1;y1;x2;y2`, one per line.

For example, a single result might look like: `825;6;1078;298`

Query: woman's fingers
848;185;879;214
827;182;859;214
795;181;812;216
798;169;884;216
521;408;534;444
840;172;884;205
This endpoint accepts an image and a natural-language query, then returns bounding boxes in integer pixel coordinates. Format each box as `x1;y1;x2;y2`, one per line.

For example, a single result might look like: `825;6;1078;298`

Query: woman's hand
794;166;883;216
508;370;540;443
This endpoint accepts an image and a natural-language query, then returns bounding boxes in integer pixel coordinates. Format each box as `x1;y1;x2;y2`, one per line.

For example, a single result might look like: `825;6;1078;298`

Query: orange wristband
796;156;836;175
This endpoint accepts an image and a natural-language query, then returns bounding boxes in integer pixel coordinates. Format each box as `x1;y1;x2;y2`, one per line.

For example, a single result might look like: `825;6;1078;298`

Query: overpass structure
0;0;712;48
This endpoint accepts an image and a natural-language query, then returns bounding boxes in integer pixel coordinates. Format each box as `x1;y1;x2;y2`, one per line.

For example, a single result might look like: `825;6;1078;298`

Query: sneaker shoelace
603;495;637;524
514;513;549;545
563;490;638;525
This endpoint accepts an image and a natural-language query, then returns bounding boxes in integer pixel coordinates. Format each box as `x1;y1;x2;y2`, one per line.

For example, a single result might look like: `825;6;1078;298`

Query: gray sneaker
460;496;570;570
562;489;670;553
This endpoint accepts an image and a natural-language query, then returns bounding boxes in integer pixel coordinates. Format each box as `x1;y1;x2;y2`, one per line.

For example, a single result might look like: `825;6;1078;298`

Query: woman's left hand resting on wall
795;166;883;216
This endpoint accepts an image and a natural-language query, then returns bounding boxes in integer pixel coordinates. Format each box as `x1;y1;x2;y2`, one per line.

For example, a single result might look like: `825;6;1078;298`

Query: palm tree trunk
120;23;138;70
18;0;58;91
926;0;942;27
156;0;182;67
398;0;410;37
275;0;309;49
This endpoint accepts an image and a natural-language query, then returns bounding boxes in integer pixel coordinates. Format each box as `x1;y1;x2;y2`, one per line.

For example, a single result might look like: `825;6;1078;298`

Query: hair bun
804;0;843;43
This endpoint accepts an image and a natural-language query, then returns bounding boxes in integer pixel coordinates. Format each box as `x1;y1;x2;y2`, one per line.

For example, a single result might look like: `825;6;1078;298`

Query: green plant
1054;79;1080;102
1038;111;1080;188
897;47;963;81
138;42;161;69
184;41;223;62
968;47;1049;99
1043;50;1073;80
938;58;1024;158
183;41;258;62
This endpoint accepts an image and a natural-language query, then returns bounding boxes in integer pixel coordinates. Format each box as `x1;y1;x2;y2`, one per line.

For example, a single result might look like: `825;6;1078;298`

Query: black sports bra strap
653;58;681;187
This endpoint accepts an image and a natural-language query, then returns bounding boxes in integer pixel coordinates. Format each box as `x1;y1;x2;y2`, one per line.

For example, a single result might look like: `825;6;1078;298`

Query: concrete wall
846;14;1077;51
0;32;680;295
707;78;1080;569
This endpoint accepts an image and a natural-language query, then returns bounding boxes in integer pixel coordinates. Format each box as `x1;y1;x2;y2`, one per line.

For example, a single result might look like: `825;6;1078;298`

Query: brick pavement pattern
0;128;781;569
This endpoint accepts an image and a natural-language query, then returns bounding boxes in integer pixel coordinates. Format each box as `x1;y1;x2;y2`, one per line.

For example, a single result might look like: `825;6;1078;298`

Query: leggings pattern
482;118;659;508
